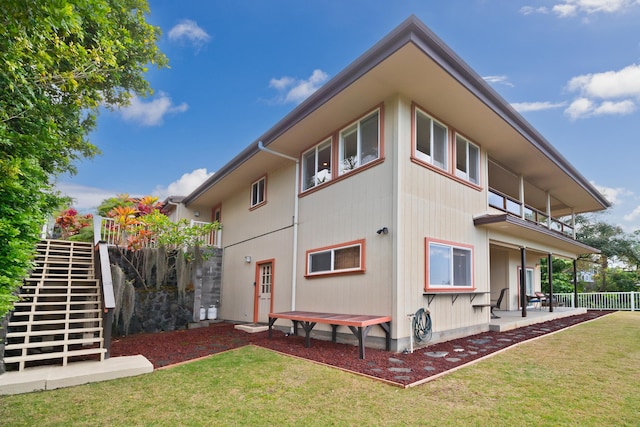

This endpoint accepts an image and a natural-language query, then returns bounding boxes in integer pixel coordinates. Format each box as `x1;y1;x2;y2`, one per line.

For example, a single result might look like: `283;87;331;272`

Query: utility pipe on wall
257;141;300;312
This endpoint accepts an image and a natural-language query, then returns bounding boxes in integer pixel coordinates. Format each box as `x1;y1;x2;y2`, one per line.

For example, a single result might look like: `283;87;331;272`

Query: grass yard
1;311;638;426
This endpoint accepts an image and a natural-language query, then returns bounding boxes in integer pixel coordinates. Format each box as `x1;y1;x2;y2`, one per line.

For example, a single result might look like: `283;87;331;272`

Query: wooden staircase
3;240;106;371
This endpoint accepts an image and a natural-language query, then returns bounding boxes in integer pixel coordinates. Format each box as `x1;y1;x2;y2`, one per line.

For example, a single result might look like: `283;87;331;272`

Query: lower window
306;239;365;277
426;239;473;289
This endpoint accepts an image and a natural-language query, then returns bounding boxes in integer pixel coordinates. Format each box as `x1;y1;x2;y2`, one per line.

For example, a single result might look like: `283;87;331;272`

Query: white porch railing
554;292;640;311
94;216;221;248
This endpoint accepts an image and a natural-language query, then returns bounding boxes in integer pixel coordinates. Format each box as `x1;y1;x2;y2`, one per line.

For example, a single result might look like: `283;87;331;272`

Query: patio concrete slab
489;307;587;332
0;355;153;395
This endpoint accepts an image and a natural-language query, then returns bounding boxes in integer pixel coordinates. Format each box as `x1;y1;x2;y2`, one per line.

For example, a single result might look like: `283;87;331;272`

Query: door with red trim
254;261;274;323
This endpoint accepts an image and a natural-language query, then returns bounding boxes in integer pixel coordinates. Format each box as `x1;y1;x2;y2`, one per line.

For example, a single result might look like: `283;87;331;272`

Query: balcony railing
488;188;574;238
94;216;221;248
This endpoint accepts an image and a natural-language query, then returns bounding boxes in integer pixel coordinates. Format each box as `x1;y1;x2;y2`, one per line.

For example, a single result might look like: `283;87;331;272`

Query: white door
256;261;273;323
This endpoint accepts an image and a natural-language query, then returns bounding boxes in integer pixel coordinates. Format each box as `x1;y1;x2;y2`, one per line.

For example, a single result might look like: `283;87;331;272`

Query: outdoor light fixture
376;227;388;235
244;256;252;263
194;211;200;217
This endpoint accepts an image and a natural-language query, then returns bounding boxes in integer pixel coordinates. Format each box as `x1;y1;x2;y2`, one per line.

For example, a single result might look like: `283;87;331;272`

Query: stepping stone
497;338;512;342
423;366;436;371
468;339;491;345
388;357;404;364
445;357;461;362
454;348;465;352
389;367;412;373
468;351;478;355
425;351;449;358
394;376;412;381
370;368;383;373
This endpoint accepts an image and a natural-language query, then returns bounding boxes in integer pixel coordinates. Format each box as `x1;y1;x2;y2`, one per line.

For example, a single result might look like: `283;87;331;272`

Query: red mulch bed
110;311;612;387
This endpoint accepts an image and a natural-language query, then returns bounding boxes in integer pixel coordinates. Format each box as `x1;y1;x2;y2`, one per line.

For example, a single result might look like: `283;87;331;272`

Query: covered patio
489;307;587;332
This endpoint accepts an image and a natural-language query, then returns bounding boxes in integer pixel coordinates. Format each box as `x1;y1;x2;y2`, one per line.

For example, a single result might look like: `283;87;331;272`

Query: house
174;16;609;350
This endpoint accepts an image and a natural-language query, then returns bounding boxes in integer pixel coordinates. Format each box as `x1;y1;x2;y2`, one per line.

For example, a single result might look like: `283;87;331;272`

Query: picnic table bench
268;311;392;359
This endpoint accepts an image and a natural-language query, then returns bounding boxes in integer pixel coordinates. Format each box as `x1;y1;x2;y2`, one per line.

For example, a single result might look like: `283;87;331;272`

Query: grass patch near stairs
1;312;638;426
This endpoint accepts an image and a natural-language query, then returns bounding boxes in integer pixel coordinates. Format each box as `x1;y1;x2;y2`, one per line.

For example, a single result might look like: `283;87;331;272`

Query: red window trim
411;102;483;192
424;237;475;292
305;238;366;278
298;104;385;197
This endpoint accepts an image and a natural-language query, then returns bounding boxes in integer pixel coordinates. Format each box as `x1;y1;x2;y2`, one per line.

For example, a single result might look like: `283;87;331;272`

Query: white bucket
207;305;217;320
199;306;206;320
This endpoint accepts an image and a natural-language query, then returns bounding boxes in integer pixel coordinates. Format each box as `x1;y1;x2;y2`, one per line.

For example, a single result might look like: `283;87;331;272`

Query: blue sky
57;0;640;230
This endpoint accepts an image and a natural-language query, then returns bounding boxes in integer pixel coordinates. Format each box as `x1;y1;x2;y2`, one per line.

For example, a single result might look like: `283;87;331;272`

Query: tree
575;215;640;292
540;257;575;294
0;0;167;317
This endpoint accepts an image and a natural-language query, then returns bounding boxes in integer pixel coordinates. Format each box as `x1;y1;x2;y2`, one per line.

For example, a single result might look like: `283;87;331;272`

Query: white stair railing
94;215;221;248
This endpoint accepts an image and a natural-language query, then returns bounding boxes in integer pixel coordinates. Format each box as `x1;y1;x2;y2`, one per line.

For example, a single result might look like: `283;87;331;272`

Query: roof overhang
182;15;610;214
474;214;600;256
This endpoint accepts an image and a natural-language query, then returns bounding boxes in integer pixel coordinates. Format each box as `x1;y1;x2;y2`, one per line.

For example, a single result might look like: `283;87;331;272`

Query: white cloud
623;205;640;221
590;181;632;205
520;6;549;15
521;0;640;17
119;92;188;126
564;64;640;119
269;69;329;104
56;182;125;212
168;20;211;49
483;75;514;87
153;168;214;200
567;64;640;99
511;101;566;112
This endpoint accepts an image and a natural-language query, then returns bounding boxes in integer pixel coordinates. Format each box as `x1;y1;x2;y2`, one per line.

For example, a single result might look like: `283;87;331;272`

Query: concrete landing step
0;355;153;395
234;324;269;333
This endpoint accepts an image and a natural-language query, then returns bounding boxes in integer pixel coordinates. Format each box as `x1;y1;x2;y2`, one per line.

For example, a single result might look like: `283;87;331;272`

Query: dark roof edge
184;15;610;209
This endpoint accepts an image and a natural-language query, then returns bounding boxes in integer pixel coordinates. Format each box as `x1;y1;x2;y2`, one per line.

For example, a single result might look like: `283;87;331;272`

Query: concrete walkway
0;355;153;395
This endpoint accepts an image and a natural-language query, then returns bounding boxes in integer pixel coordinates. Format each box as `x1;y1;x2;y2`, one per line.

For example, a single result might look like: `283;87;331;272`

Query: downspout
257;141;299;311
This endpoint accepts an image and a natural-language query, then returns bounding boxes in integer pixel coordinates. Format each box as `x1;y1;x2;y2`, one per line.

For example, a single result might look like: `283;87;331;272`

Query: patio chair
534;292;547;309
491;287;509;319
526;294;542;310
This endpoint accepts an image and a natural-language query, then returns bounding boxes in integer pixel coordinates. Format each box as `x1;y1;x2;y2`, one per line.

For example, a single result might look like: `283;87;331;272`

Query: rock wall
107;247;222;336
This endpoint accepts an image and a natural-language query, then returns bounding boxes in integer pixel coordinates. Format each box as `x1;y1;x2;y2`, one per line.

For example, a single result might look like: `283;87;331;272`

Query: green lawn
1;312;639;426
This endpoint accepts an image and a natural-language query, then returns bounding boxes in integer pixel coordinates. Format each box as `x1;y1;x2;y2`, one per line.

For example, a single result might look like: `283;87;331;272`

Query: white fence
554;292;640;311
94;216;221;248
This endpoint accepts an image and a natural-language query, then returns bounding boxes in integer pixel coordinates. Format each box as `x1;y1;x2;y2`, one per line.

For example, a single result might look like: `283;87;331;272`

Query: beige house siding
216;164;295;323
292;98;396;337
395;96;491;340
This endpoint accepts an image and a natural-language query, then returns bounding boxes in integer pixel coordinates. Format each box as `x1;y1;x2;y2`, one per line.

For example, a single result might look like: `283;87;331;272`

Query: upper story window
302;138;332;191
426;239;473;290
339;110;380;175
415;108;448;170
251;176;266;209
306;239;365;277
455;134;480;185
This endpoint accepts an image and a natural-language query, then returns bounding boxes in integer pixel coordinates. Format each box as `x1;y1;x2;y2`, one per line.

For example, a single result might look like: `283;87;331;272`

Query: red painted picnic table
268;311;392;359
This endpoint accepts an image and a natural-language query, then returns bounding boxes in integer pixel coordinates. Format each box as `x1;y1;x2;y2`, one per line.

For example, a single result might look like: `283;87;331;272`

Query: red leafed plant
55;208;93;239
